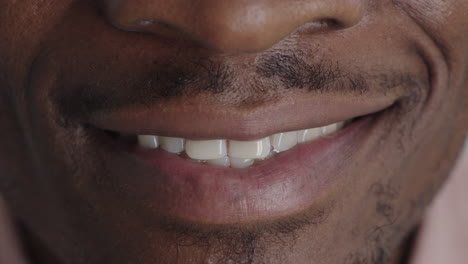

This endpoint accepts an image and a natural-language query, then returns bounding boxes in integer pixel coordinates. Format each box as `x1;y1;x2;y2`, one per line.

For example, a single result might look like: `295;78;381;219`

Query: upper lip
88;93;396;140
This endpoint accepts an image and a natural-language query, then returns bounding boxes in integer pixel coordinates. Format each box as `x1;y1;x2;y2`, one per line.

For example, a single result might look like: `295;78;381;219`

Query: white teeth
297;128;322;143
336;122;345;130
138;135;159;149
230;158;255;169
136;121;348;168
271;131;298;152
185;140;227;160
321;122;342;136
228;137;271;159
206;156;230;167
159;137;185;154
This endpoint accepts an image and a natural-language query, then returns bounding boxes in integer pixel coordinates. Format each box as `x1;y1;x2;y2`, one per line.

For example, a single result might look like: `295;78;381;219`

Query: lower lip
119;116;376;224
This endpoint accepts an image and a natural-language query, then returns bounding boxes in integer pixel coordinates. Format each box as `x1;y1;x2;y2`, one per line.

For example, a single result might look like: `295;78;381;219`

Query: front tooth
228;137;271;159
230;158;254;168
159;136;184;154
297;128;322;143
138;135;159;149
206;156;230;167
185;140;227;160
271;131;298;152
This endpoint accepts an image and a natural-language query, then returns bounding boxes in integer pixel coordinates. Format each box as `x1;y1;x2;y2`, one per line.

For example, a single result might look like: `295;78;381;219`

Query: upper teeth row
138;122;345;168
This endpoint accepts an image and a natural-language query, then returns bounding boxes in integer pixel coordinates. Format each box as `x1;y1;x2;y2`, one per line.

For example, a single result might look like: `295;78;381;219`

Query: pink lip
123;115;376;224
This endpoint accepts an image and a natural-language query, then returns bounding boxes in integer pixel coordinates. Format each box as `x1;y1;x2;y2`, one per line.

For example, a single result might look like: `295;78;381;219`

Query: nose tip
103;0;367;53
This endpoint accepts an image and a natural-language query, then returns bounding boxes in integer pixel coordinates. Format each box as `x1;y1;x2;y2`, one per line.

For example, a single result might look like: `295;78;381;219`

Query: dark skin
1;0;468;263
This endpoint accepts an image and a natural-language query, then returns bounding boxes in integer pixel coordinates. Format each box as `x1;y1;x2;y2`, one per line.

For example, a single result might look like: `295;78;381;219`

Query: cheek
334;80;466;260
464;66;468;127
400;0;465;26
0;92;34;206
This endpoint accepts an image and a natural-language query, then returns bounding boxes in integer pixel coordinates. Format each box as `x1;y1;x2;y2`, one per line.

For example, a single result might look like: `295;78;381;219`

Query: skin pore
0;0;468;263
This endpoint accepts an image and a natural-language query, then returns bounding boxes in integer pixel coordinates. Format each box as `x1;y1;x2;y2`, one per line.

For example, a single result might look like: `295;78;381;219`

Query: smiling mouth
91;109;380;223
79;86;398;222
132;120;350;168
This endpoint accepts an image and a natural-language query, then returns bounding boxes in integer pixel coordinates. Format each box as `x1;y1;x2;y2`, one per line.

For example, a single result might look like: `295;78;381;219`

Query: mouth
85;96;392;224
67;66;404;223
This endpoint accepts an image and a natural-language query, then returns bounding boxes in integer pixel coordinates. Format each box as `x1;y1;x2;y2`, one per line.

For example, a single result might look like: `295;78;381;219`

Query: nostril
100;0;367;53
295;18;343;35
321;18;342;30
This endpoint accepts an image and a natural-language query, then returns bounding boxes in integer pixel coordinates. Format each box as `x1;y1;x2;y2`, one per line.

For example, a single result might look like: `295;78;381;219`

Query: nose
101;0;367;52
